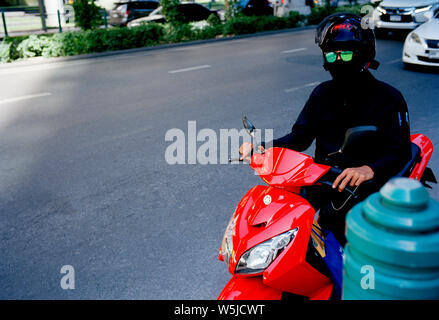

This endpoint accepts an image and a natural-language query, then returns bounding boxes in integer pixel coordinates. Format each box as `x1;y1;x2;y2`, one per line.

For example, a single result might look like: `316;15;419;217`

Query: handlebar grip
319;180;357;197
323;166;375;197
329;166;343;175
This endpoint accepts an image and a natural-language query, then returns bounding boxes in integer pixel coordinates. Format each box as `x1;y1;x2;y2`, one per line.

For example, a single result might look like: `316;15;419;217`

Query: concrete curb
0;25;317;69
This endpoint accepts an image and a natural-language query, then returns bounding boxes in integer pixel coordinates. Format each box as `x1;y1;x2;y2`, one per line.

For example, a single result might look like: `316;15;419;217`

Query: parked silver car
374;0;439;32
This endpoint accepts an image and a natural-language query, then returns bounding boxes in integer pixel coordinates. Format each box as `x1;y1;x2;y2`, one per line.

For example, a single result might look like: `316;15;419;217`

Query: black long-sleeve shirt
265;71;412;186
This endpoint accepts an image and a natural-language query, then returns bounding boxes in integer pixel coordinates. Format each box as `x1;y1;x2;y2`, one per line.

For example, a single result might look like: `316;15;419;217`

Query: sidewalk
0;11;79;39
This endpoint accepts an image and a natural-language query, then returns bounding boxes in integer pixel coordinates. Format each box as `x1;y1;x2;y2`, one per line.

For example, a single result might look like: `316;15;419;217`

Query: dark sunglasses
324;51;354;63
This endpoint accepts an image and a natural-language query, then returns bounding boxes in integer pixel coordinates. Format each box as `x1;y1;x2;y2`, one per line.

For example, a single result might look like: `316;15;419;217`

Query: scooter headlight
235;228;298;274
221;215;236;266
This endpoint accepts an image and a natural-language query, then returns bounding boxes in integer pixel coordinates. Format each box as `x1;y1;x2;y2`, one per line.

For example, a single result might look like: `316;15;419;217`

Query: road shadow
403;63;439;74
375;29;410;42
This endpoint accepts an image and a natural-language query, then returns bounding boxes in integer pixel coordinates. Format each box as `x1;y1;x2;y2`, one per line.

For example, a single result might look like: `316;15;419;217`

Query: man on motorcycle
239;13;412;246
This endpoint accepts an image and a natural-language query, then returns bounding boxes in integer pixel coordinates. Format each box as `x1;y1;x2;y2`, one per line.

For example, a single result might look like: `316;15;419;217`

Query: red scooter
218;117;436;300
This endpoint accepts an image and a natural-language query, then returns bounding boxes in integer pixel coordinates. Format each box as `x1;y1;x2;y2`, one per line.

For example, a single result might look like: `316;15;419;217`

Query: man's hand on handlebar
332;165;374;192
239;142;265;161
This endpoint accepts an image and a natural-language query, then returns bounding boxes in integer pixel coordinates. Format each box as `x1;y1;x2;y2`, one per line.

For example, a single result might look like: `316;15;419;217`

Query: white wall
95;0;117;10
44;0;65;27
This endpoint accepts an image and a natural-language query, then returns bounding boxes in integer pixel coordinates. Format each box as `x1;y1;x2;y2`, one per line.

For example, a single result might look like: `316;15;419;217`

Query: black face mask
325;60;367;84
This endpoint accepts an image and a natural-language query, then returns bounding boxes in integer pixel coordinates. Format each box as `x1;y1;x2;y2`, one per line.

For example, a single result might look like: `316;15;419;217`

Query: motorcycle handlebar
233;145;259;163
319;179;358;197
319;166;375;198
232;147;373;197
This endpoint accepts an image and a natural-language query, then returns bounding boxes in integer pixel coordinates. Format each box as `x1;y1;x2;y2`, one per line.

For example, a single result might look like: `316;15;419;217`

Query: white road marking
386;58;402;64
281;48;307;54
168;64;211;74
0;92;52;105
284;81;320;93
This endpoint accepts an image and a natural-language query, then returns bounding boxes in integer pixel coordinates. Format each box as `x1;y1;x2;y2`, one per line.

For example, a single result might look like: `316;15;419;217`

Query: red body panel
227;185;316;276
263;249;332;298
218;276;282;300
250;148;331;190
218;182;333;298
410;134;434;180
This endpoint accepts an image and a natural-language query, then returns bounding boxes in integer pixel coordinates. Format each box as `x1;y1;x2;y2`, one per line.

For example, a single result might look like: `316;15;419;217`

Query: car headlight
221;215;236;267
236;228;298;274
414;5;432;13
376;5;386;15
409;32;422;44
414;5;433;22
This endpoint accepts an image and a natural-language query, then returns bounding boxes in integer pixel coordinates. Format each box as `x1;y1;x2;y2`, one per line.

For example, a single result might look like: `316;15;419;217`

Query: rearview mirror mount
341;126;378;153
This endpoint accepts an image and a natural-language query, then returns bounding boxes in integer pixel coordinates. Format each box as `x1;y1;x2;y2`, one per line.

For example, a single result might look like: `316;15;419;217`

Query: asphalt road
0;28;438;299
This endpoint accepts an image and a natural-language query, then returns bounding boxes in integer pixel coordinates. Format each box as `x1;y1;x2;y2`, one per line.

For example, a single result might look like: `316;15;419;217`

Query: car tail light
126;10;130;16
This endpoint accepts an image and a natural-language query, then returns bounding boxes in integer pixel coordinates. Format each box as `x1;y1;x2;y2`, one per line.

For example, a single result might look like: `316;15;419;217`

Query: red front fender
218;276;283;300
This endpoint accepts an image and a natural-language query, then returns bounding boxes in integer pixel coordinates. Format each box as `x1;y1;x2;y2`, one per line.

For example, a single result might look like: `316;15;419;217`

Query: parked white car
403;11;439;67
374;0;439;31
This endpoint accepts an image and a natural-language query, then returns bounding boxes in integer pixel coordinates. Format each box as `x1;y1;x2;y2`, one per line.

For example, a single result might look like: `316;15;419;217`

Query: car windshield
113;2;128;10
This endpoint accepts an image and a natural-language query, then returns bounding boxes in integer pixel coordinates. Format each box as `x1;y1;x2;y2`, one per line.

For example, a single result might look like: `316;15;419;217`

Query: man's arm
333;91;411;192
365;92;411;182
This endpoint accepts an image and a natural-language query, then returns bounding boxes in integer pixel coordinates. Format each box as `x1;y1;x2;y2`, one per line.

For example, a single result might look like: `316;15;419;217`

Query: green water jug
342;177;439;300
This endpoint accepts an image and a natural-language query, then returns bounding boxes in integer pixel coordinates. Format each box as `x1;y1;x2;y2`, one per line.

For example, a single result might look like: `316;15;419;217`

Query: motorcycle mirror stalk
242;116;262;149
229;116;263;163
326;125;378;160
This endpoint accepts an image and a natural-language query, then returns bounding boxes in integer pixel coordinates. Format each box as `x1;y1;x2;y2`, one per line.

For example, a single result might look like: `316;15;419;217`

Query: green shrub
286;11;306;28
16;34;52;58
223;14;304;36
225;0;241;20
164;23;196;43
58;31;88;56
334;5;363;15
41;33;65;57
161;0;185;25
0;41;12;63
307;6;336;25
223;15;260;35
194;24;223;40
258;16;288;31
207;13;221;27
0;22;165;63
3;35;29;61
59;23;166;55
73;0;104;30
127;23;165;46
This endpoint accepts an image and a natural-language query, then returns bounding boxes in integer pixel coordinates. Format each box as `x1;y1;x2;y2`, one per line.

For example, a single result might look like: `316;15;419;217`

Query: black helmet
315;13;379;71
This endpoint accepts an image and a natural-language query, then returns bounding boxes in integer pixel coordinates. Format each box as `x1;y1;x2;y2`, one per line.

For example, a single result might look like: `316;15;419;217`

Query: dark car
128;2;219;25
109;0;160;26
236;0;273;16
